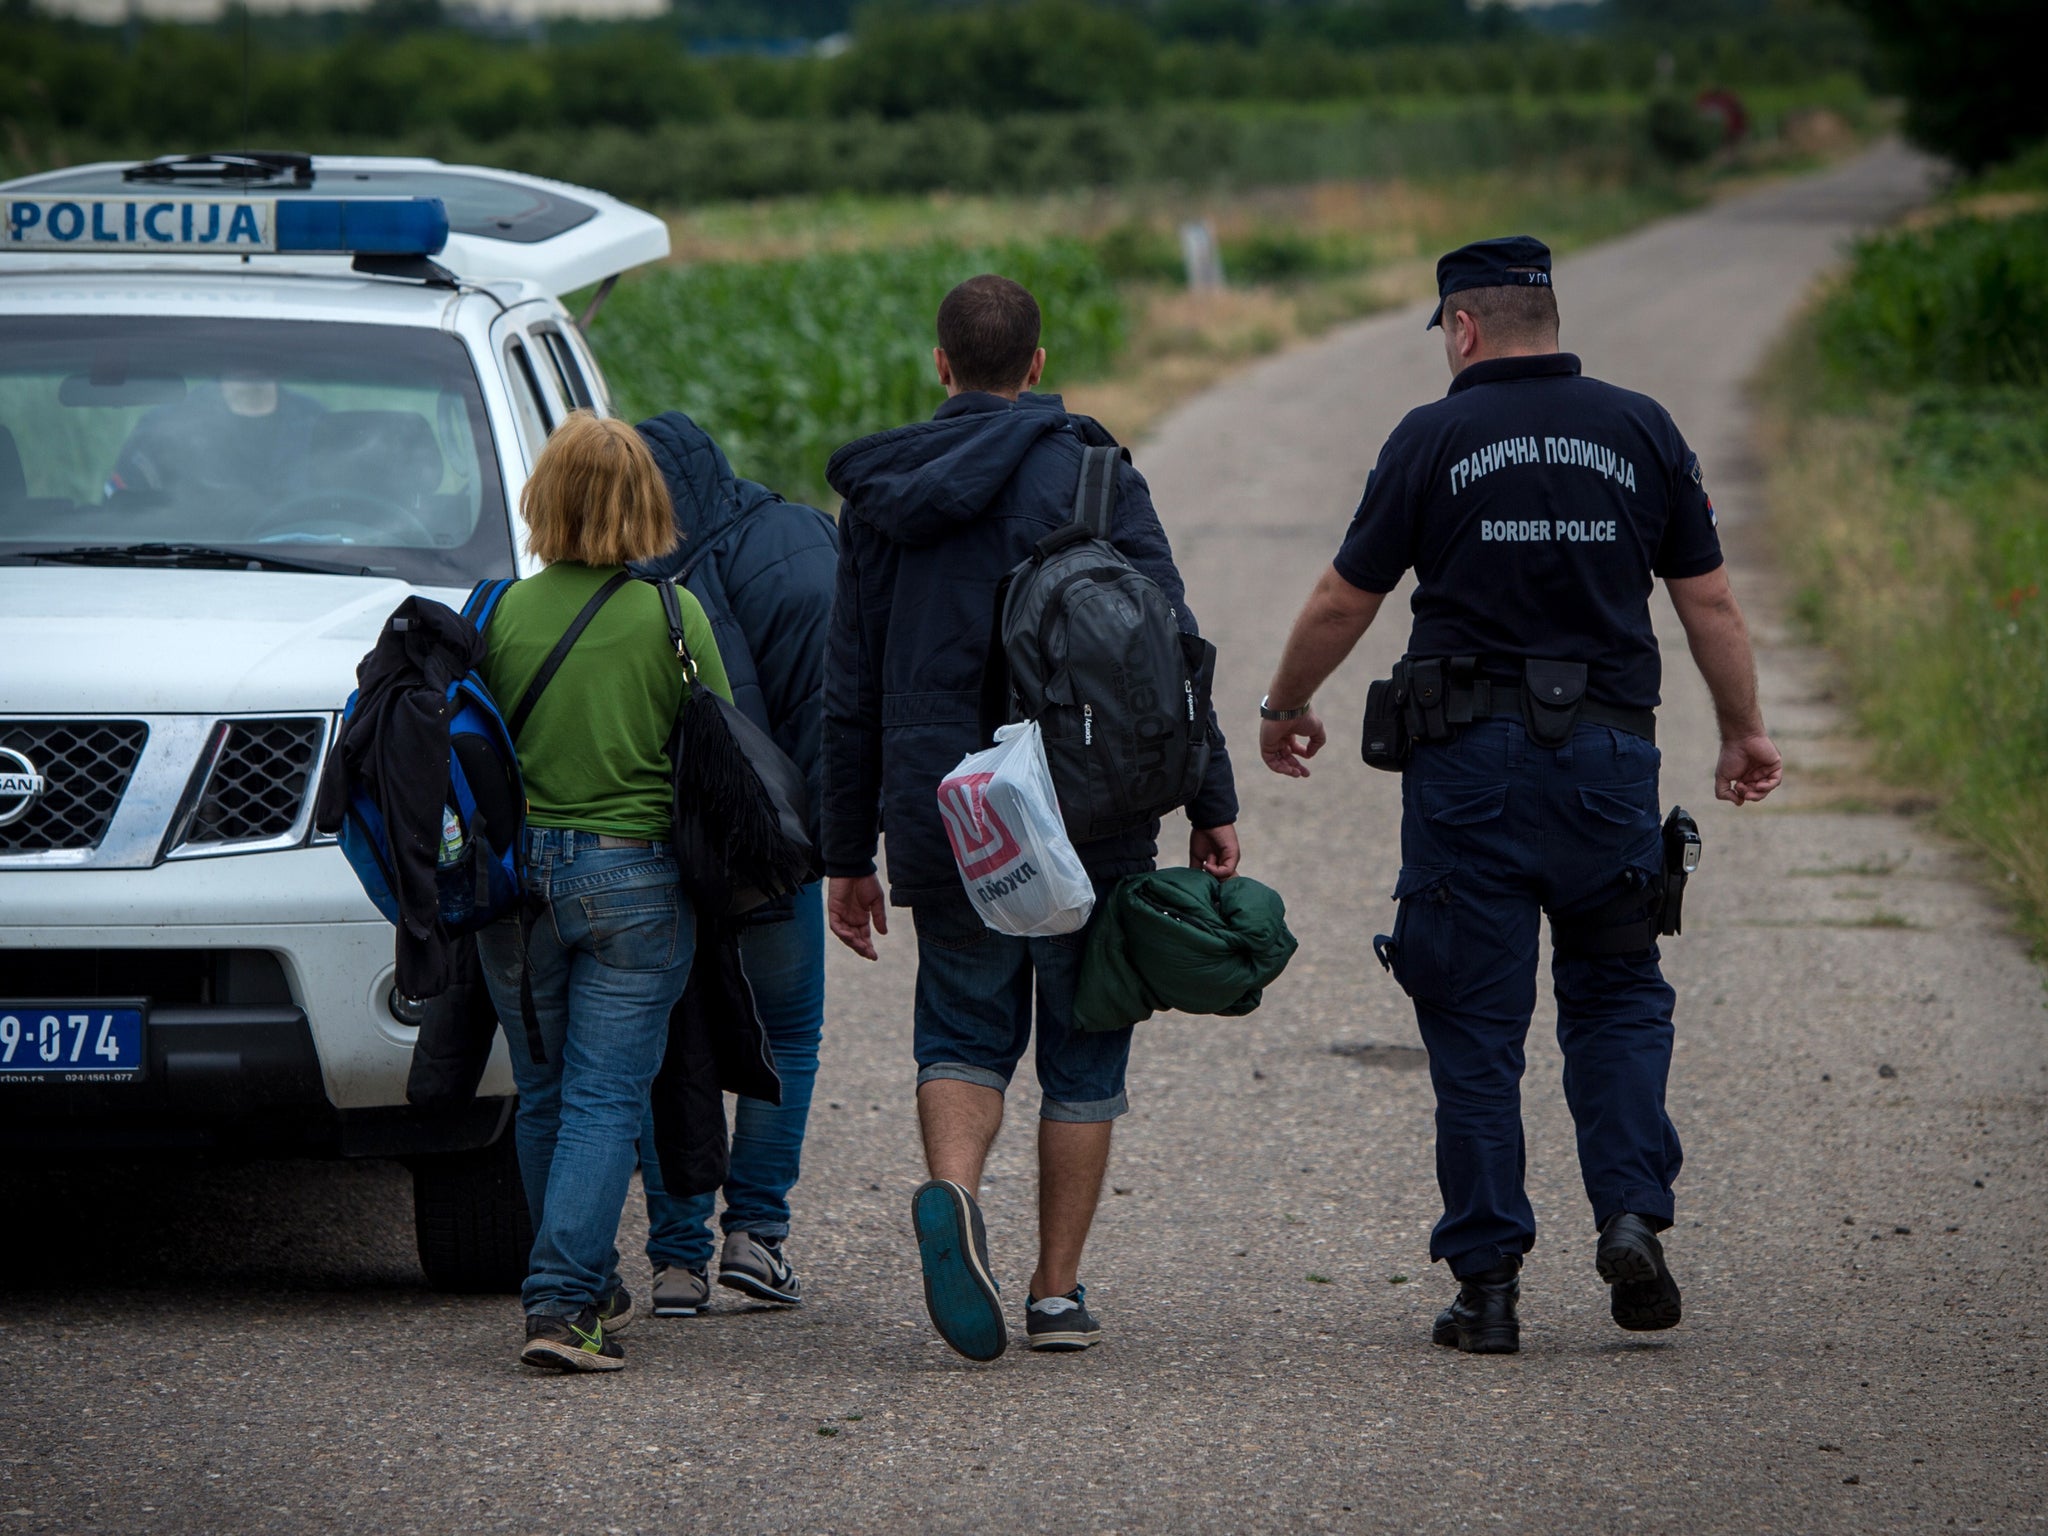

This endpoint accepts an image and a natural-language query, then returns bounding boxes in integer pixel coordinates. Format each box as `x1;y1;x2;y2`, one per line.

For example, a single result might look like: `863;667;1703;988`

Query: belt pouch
1361;669;1411;772
1521;659;1587;748
1444;656;1478;726
1407;658;1451;742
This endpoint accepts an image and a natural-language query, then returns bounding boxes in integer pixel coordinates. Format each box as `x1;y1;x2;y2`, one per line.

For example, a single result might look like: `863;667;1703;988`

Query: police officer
1256;236;1782;1354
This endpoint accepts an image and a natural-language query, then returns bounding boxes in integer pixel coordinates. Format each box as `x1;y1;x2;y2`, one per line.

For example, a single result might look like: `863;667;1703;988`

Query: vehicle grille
0;720;149;853
183;718;326;846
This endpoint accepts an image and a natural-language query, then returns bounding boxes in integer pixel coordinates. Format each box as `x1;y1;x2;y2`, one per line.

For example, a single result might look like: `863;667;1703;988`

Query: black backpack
980;443;1217;845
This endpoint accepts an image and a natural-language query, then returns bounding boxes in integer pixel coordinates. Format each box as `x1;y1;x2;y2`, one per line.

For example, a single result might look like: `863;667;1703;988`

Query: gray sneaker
650;1265;710;1317
718;1231;803;1305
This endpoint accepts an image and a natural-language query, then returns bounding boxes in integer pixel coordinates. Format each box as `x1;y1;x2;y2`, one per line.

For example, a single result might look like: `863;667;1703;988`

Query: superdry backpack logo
980;443;1217;844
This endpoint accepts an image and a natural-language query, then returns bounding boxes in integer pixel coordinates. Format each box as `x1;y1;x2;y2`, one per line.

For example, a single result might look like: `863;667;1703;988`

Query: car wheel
410;1133;532;1294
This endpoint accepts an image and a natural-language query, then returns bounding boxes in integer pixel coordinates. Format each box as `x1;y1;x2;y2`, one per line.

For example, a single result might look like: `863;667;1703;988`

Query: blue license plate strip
0;1000;147;1083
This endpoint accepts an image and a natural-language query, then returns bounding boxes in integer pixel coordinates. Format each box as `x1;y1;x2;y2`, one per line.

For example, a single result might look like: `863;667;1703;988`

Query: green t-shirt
479;563;731;840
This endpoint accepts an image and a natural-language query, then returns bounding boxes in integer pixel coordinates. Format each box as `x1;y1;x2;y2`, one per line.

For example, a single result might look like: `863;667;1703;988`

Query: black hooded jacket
633;412;838;845
823;391;1238;906
313;595;480;999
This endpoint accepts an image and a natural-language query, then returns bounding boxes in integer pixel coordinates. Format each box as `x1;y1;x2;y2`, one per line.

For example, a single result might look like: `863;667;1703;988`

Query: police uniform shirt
1333;353;1723;713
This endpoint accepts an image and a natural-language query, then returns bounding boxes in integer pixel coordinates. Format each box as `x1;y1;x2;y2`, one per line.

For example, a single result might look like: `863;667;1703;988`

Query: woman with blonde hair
473;411;730;1374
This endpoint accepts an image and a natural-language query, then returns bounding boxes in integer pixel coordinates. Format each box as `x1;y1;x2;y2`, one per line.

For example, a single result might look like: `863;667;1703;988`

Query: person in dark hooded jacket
630;411;838;1318
823;274;1240;1362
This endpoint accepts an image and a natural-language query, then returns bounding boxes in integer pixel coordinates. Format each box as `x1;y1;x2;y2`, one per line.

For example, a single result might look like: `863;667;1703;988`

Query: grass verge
1760;202;2048;952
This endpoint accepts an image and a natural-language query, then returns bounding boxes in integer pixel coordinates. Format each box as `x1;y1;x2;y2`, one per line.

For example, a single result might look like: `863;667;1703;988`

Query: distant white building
39;0;665;21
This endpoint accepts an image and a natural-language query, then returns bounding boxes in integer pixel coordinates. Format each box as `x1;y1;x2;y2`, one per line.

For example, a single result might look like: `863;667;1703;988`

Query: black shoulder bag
651;578;819;914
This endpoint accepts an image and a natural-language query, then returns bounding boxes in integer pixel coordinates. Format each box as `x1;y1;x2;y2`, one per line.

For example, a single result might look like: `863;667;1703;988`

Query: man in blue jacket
823;275;1240;1361
633;411;838;1318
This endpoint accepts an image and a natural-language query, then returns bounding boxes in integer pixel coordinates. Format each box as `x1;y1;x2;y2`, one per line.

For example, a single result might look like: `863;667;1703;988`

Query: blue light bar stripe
273;198;449;256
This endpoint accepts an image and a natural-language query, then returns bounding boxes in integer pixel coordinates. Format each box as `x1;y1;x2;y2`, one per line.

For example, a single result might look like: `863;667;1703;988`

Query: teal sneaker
910;1179;1006;1362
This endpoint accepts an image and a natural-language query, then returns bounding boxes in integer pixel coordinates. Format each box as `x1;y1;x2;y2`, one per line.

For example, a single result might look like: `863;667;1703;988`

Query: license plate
0;1001;146;1083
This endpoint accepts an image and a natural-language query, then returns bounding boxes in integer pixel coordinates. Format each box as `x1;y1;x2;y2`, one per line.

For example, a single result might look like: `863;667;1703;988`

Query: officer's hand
1260;711;1326;779
1191;824;1241;880
828;875;889;961
1715;734;1783;806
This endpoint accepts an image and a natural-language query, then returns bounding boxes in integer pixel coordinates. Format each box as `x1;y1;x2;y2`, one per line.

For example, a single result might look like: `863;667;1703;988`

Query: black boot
1430;1259;1521;1354
1596;1213;1682;1332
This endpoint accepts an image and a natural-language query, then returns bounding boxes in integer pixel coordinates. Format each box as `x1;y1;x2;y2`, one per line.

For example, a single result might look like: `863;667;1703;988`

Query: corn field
587;238;1124;507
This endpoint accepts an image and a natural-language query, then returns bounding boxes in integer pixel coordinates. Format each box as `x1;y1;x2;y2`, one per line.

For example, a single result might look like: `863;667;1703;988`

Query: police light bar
2;195;449;256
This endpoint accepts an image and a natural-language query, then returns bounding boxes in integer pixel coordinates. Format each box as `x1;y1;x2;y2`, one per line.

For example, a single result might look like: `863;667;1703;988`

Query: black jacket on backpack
313;595;481;1000
634;411;838;849
822;391;1238;906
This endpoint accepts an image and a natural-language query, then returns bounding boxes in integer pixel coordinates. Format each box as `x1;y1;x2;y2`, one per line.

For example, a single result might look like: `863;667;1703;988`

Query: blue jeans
1382;720;1681;1279
910;892;1133;1123
640;882;826;1271
476;829;694;1318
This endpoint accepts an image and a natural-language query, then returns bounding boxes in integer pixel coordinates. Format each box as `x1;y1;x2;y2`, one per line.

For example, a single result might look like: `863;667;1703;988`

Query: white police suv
0;151;668;1290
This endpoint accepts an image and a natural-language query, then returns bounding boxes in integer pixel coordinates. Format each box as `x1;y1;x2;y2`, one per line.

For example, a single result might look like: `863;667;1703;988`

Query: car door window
560;325;612;415
533;325;594;413
503;337;553;459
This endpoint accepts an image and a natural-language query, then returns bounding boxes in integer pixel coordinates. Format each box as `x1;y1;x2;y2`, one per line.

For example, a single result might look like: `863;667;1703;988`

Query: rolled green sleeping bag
1074;866;1299;1032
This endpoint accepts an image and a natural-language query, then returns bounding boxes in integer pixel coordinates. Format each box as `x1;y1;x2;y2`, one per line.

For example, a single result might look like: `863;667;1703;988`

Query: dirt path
8;142;2043;1536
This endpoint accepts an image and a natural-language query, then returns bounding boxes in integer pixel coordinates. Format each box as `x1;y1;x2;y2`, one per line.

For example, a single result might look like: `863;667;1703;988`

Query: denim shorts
909;895;1132;1123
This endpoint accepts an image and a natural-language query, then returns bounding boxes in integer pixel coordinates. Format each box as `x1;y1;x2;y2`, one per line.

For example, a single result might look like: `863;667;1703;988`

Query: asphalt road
8;143;2043;1536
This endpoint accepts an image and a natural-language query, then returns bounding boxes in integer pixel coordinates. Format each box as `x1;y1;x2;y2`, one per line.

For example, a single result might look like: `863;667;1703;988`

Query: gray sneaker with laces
650;1265;710;1317
718;1230;803;1305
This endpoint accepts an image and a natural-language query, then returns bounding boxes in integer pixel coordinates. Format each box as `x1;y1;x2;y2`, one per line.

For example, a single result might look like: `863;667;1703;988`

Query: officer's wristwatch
1260;695;1311;721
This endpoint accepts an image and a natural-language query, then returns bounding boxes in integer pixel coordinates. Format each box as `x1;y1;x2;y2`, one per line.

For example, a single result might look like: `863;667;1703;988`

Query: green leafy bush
1091;221;1185;282
586;239;1123;505
1222;227;1344;283
1818;212;2048;390
1644;93;1721;167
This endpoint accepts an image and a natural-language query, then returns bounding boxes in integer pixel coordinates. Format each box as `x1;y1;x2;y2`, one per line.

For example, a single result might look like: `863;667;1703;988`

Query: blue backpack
337;572;632;937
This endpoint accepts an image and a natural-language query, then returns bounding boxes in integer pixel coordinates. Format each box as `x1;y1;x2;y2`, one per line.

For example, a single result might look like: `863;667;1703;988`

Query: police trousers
1382;718;1681;1279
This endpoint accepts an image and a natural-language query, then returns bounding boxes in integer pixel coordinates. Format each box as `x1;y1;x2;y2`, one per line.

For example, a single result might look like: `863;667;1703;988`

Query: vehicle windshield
0;316;513;585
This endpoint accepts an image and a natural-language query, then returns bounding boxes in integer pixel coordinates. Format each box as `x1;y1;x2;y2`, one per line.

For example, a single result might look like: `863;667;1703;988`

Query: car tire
410;1134;532;1295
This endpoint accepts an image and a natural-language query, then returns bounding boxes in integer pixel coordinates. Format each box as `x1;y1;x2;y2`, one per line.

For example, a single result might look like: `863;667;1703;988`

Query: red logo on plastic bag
938;771;1022;880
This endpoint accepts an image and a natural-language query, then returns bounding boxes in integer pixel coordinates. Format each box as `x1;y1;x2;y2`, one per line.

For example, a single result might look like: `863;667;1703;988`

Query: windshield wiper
14;543;377;577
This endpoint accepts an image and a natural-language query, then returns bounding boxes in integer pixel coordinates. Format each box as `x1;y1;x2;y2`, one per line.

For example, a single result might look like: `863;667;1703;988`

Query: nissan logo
0;746;46;827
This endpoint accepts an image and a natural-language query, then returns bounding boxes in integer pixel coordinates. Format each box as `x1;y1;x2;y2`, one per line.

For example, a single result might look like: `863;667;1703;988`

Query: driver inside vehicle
108;365;327;509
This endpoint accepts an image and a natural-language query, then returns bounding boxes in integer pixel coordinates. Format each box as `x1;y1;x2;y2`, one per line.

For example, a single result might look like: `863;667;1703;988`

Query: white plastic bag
937;721;1096;937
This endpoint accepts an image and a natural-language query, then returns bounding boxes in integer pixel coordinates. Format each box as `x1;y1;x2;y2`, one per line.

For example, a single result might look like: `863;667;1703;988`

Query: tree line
0;0;1870;147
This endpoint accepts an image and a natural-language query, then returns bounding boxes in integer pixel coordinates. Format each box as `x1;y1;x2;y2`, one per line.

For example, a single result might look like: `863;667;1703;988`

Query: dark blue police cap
1426;234;1553;330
